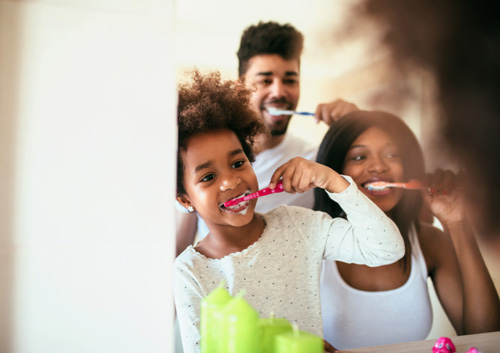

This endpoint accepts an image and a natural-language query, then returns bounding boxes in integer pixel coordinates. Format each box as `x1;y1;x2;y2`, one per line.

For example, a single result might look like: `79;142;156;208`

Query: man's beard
270;125;288;136
265;111;291;136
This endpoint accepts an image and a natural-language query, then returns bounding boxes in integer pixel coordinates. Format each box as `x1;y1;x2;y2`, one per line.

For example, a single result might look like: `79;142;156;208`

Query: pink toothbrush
365;180;438;193
224;180;284;208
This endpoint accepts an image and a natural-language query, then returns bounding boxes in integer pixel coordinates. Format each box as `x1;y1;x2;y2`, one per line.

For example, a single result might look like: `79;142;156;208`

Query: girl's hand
269;157;349;194
422;169;466;226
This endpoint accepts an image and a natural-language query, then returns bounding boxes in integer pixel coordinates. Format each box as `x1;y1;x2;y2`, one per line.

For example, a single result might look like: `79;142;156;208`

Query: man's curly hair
237;21;304;77
177;70;264;196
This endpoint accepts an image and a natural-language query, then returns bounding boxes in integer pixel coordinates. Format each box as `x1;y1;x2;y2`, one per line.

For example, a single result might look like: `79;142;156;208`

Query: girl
173;71;404;353
315;110;500;349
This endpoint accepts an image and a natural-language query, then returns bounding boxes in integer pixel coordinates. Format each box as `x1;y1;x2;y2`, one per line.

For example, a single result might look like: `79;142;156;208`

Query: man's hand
315;99;359;125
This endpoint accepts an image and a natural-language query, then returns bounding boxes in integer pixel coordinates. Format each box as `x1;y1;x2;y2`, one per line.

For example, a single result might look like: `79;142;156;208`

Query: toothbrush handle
394;181;439;193
396;181;425;189
295;111;315;116
224;181;284;207
253;180;284;198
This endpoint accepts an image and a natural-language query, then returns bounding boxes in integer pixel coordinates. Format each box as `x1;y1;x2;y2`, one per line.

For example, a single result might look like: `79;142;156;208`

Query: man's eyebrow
254;71;298;77
254;71;273;77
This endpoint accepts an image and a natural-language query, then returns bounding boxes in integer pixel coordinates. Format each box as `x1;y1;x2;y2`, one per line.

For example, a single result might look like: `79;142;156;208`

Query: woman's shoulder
418;221;445;241
417;220;455;270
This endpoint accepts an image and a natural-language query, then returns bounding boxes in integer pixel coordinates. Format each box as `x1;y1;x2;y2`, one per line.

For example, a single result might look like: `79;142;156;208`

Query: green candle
219;290;259;353
200;281;231;353
275;324;323;353
259;313;293;353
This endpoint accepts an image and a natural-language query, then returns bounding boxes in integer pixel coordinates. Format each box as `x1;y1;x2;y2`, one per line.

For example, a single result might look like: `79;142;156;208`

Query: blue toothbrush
267;107;315;116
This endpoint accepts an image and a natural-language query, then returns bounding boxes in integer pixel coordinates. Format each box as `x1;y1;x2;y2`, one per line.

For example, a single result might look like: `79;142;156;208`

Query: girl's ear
177;194;193;212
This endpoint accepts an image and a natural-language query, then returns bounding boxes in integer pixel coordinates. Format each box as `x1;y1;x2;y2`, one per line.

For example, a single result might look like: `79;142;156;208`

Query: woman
315;110;500;350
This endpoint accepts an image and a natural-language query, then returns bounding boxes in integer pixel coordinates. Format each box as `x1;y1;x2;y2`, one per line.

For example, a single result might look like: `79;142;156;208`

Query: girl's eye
232;160;245;168
200;174;215;182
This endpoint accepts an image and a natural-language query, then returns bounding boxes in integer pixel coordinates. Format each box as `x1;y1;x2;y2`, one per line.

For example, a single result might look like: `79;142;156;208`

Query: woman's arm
422;170;500;334
447;220;500;333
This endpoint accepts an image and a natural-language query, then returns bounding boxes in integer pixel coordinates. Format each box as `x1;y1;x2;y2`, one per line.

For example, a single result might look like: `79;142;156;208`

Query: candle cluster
200;283;323;353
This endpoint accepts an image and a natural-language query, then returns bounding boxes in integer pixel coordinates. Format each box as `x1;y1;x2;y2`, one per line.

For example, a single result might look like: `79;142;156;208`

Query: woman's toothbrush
365;181;428;191
224;180;284;208
267;107;315;116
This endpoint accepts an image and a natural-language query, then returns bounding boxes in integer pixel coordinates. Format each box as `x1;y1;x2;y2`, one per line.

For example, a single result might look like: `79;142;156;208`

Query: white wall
0;1;175;352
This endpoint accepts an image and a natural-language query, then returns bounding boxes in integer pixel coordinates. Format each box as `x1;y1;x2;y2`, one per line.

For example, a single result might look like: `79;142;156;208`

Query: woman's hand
421;169;466;227
269;157;349;194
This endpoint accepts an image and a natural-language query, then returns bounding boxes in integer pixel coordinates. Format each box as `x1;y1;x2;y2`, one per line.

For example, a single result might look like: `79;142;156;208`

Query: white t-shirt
173;177;404;353
177;133;318;239
251;132;317;213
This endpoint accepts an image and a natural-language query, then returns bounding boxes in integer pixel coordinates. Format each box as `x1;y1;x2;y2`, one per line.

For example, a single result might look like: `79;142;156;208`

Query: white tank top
320;224;432;349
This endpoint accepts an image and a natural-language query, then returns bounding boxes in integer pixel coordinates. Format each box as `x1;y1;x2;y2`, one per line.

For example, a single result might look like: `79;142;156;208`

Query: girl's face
177;129;259;229
343;127;405;212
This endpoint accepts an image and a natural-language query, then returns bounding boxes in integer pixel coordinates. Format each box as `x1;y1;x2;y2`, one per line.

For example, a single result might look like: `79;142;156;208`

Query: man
236;21;358;213
176;21;358;255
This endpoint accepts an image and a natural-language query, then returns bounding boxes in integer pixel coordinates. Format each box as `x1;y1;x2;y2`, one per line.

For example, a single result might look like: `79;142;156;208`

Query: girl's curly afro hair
177;69;264;196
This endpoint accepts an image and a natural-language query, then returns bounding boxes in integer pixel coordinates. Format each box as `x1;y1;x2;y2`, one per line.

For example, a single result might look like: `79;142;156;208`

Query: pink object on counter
432;337;456;353
466;348;480;353
224;181;284;208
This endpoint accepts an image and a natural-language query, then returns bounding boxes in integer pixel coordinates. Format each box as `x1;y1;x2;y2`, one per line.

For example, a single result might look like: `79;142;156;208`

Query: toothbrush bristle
366;181;388;190
267;107;284;116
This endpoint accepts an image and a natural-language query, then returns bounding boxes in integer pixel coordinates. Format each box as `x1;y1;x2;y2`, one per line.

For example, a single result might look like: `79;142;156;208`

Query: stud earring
187;206;194;213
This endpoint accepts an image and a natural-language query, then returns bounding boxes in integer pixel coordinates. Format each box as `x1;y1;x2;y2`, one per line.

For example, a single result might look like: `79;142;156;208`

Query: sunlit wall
0;1;176;352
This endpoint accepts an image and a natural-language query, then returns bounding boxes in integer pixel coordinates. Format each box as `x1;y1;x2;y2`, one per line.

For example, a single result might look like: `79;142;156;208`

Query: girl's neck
195;214;266;259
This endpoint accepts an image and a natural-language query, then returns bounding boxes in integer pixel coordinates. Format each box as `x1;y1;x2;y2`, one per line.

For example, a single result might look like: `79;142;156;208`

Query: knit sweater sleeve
173;252;204;353
321;175;404;266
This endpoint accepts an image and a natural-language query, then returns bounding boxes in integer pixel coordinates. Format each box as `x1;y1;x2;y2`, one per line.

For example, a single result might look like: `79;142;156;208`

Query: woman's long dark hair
314;110;425;269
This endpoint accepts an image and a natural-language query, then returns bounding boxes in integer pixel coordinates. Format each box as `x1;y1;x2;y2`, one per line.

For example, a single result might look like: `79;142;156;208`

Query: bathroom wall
0;1;176;352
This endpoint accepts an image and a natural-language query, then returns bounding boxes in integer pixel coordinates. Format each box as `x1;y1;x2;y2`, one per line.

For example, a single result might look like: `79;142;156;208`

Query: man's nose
269;80;286;98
